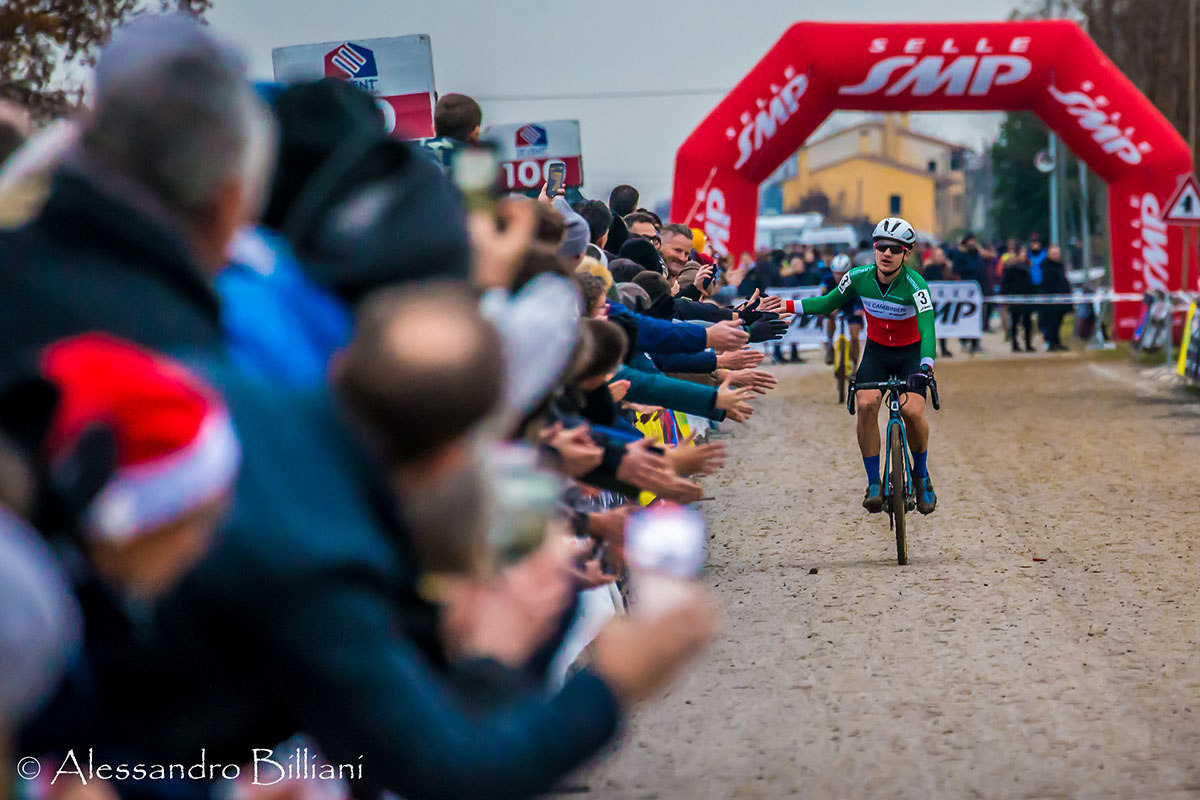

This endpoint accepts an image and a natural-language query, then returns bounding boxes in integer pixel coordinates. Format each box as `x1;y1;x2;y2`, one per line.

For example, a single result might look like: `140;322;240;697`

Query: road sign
1161;173;1200;226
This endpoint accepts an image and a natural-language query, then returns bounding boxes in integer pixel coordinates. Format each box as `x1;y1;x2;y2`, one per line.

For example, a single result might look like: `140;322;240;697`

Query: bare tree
1045;0;1198;144
0;0;211;122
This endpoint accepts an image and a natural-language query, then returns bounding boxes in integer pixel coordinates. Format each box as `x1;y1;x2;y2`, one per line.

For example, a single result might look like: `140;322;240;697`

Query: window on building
889;194;902;215
950;151;964;171
927;160;937;173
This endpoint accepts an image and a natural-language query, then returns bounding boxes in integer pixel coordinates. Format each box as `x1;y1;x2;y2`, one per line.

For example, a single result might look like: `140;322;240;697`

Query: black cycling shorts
855;340;926;397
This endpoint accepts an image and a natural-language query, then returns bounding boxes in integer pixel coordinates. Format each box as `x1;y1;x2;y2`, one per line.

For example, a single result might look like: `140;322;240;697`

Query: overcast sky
207;0;1022;209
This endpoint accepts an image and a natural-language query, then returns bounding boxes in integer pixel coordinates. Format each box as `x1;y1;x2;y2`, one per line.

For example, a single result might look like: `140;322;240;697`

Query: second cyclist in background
822;253;863;369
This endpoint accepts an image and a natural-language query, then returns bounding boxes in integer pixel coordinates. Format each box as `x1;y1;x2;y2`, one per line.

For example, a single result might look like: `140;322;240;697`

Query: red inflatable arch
670;20;1193;336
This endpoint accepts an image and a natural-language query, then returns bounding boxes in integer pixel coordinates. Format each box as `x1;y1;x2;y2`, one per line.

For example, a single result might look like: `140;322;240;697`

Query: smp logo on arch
1048;81;1152;165
1130;193;1170;292
727;65;809;171
839;36;1033;98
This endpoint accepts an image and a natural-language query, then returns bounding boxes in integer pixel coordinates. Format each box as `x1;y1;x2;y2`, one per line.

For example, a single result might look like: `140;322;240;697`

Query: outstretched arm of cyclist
779;278;856;316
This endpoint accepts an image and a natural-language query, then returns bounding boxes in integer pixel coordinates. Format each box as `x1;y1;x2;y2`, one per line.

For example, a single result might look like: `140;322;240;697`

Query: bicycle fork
882;398;914;530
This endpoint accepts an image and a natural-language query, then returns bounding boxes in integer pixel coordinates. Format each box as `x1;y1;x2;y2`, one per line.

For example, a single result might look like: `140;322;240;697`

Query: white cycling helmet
872;217;917;247
830;253;852;273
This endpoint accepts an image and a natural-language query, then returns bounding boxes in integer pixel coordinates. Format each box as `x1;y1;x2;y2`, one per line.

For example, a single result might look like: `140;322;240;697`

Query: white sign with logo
763;280;983;349
271;35;437;139
481;120;585;190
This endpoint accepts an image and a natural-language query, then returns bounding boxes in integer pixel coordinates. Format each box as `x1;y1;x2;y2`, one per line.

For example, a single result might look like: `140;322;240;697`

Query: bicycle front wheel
835;338;848;403
889;423;908;565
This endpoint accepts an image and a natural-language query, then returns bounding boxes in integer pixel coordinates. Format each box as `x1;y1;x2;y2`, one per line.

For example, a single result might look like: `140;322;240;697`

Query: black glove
906;369;932;393
747;318;789;342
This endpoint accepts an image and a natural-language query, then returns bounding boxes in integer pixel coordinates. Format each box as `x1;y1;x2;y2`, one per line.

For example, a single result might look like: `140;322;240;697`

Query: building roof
803;119;972;154
806;152;945;181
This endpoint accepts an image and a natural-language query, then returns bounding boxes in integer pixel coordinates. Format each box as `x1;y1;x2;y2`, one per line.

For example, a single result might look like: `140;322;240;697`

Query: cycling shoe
916;475;937;515
863;482;884;513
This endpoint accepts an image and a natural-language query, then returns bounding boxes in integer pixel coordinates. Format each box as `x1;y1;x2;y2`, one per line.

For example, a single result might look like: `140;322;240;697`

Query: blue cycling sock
863;455;880;485
912;450;928;479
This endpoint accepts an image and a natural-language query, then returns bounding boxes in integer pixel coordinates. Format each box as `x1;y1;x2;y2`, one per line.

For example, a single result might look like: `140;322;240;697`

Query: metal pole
1048;134;1060;245
1079;160;1091;275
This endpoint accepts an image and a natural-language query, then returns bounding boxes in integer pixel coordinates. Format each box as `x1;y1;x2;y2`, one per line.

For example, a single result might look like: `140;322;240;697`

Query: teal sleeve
616;365;721;420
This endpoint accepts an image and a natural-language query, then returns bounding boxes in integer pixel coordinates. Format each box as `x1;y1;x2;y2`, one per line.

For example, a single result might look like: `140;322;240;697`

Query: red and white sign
481;119;584;190
1161;173;1200;226
271;35;436;139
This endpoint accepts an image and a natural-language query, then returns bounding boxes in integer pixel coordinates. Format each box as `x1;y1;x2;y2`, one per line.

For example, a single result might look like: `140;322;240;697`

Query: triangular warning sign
1161;173;1200;225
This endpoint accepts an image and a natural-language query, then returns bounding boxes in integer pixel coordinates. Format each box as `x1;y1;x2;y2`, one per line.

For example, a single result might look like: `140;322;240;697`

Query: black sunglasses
873;242;908;255
637;233;662;246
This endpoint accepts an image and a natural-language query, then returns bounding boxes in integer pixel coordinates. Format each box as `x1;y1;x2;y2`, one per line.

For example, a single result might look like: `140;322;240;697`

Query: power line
473;87;729;102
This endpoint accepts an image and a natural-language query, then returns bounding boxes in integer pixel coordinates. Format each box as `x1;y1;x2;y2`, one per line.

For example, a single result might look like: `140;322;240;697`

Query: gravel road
581;347;1200;799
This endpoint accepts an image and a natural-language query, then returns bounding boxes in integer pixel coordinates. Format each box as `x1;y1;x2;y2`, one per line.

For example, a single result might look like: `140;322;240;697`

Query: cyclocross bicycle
847;375;941;565
831;315;854;404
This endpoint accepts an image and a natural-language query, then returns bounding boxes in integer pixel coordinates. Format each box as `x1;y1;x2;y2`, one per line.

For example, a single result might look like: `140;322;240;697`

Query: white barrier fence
766;281;987;345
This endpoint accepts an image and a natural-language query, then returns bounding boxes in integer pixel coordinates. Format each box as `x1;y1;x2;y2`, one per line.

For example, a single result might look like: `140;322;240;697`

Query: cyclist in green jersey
781;217;938;515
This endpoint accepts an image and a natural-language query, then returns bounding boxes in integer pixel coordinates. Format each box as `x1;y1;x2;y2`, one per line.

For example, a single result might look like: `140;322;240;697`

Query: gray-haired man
0;13;275;359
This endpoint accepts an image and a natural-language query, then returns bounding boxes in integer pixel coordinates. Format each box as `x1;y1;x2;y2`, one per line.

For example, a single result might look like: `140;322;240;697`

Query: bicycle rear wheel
889;423;908;565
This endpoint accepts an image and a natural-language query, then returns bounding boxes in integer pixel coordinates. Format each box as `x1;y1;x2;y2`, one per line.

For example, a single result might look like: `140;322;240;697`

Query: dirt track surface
583;346;1200;799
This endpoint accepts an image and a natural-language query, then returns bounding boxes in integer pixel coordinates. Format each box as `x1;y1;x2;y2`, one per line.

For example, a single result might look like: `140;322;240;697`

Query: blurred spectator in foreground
0;99;31;166
0;366;81;756
20;335;240;791
1038;244;1072;352
0;509;78;780
0;119;77;228
1001;246;1036;352
0;13;274;358
262;79;470;304
91;282;715;800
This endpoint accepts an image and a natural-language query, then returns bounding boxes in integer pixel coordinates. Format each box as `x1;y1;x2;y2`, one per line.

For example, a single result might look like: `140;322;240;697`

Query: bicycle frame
847;376;940;525
883;391;913;518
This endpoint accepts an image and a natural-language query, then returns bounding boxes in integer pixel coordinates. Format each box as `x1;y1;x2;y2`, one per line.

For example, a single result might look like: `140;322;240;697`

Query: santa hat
41;334;240;542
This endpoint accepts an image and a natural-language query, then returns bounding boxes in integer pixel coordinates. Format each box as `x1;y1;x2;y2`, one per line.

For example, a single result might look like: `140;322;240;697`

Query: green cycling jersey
786;264;938;369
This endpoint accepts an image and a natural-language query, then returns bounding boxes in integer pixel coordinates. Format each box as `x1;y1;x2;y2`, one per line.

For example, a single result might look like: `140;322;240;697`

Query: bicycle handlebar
847;376;941;414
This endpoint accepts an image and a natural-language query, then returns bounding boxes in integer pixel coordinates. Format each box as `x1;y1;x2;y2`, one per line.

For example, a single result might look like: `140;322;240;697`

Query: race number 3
914;289;933;312
837;272;852;292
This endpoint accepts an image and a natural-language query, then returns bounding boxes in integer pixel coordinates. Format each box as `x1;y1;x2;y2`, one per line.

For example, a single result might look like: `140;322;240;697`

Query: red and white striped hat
41;334;241;542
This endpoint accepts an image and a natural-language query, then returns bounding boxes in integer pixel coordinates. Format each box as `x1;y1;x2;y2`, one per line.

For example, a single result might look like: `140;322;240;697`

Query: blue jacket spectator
217;228;352;386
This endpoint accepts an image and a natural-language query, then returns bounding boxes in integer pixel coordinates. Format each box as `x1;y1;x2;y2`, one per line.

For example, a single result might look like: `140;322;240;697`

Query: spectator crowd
0;13;805;800
724;230;1081;361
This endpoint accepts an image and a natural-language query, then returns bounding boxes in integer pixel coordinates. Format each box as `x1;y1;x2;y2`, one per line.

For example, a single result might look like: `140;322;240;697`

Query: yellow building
780;114;968;238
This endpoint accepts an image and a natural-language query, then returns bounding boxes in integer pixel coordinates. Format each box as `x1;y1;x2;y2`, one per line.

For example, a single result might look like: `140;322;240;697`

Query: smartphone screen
545;160;566;196
625;506;707;615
